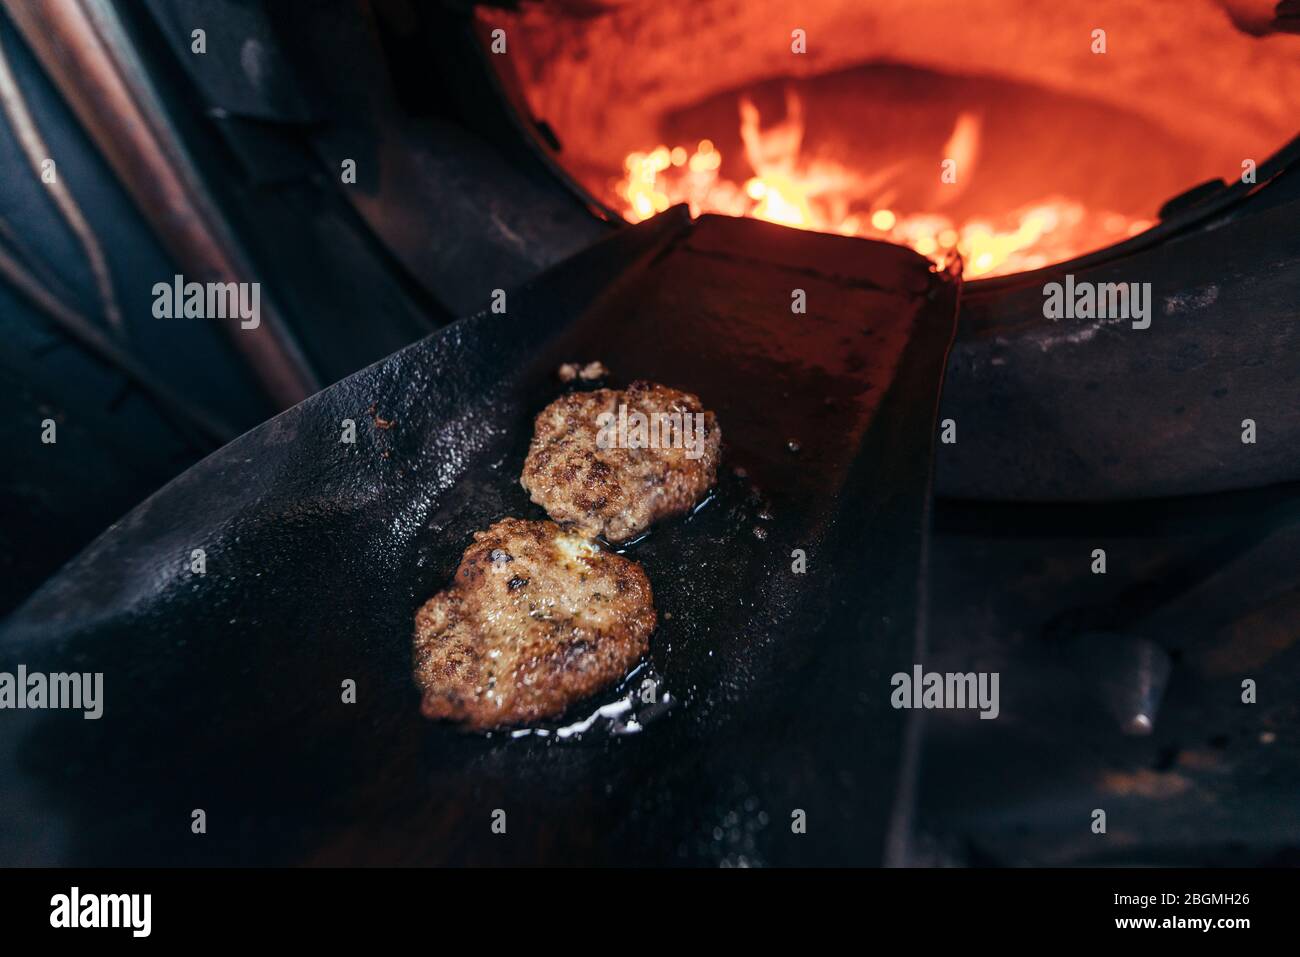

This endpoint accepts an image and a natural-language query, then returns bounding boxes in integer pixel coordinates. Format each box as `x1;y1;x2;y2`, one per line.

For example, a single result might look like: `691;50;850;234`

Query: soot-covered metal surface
0;210;959;866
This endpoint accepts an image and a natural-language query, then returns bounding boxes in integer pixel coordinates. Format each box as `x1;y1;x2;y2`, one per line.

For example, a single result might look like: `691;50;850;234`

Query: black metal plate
0;211;959;865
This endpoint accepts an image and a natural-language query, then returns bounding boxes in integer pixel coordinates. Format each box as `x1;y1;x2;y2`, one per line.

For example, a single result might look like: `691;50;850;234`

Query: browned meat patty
520;380;721;542
413;518;655;730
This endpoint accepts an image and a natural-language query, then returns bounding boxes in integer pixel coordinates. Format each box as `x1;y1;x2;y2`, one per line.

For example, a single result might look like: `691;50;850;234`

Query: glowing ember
615;92;1152;278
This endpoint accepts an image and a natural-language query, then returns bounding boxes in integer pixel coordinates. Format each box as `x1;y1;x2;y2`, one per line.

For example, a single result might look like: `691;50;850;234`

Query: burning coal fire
614;91;1152;278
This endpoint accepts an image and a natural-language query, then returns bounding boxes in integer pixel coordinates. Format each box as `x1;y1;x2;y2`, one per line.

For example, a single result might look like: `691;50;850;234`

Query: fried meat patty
413;518;655;729
520;381;720;542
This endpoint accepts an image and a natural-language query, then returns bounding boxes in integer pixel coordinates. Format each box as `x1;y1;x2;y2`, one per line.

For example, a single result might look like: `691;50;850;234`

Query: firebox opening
482;3;1300;280
606;62;1213;278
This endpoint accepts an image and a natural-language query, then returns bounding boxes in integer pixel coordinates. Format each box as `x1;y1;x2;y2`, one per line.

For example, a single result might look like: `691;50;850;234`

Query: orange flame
615;92;1151;278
